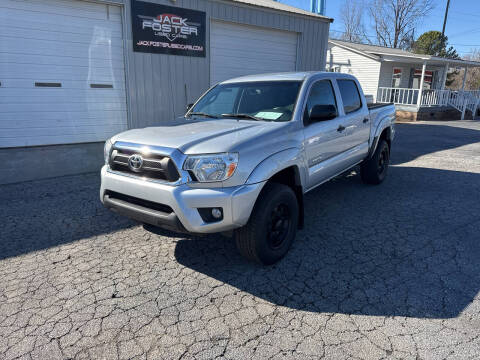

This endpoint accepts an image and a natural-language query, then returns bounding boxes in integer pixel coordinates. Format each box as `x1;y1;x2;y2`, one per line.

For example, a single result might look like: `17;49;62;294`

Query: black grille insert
105;190;174;214
109;148;180;182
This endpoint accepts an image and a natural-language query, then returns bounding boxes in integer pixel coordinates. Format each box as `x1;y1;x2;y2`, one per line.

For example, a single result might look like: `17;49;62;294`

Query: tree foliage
412;31;459;59
339;0;368;43
448;49;480;90
369;0;434;49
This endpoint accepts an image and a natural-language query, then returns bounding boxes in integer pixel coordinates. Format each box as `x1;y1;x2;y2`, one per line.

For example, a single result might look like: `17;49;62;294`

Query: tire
234;183;299;265
360;139;390;185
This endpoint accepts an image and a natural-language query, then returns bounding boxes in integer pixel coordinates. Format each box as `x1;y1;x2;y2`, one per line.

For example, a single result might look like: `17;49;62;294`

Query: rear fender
369;111;395;158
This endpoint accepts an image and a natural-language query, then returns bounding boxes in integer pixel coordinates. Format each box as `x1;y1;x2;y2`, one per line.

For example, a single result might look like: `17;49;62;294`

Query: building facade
327;39;480;121
0;0;331;184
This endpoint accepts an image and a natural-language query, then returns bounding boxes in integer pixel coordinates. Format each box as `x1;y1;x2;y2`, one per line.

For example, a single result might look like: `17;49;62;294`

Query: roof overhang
328;39;480;67
328;40;380;61
378;54;480;67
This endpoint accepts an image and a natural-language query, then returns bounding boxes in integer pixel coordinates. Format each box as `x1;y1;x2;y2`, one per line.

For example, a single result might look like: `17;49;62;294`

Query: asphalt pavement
1;120;479;359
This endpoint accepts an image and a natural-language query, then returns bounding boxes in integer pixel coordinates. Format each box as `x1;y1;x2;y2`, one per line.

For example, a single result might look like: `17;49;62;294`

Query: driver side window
303;80;337;124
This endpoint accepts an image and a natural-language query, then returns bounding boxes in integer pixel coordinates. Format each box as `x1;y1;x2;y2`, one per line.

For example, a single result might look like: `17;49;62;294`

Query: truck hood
111;118;289;154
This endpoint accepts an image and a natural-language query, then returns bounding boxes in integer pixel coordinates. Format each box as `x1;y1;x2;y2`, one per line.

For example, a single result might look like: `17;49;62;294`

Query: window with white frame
412;69;434;89
392;68;402;88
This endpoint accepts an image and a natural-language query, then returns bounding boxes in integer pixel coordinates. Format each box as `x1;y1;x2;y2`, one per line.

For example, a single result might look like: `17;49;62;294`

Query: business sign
131;0;206;57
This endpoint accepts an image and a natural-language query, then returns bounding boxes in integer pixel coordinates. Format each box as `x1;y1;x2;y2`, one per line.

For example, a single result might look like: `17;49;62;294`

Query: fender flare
245;147;307;188
245;147;306;229
369;116;394;158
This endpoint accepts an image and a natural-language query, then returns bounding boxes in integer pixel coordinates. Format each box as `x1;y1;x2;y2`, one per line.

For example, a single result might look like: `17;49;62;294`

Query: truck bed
367;103;393;110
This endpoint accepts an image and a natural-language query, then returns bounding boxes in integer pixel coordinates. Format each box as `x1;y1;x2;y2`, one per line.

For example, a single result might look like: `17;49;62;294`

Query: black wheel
360;139;390;185
234;183;299;265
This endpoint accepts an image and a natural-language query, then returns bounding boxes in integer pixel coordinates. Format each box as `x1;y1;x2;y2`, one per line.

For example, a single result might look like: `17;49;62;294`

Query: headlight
183;153;238;182
104;139;113;164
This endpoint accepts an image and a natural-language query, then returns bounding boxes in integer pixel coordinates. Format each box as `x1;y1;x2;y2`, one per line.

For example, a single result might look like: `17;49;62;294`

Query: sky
279;0;480;57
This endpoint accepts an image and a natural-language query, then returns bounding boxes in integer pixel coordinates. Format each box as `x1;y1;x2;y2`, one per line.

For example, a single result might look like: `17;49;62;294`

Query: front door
303;79;347;189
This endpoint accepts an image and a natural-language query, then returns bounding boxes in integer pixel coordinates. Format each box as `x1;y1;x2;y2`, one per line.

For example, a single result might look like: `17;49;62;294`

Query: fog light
198;207;223;223
211;208;222;219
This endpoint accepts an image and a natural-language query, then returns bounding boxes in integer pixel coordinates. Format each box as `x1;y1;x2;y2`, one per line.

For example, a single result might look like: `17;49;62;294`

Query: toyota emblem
128;154;143;172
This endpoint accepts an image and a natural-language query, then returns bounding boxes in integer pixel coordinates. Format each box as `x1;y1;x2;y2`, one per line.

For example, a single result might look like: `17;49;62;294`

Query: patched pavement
1;120;480;360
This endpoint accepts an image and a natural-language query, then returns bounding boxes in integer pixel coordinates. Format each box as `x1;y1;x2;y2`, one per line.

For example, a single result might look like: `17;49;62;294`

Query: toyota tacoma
101;72;395;264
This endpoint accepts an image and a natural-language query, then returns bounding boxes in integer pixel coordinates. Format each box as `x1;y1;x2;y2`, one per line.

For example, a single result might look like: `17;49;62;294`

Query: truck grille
109;148;180;182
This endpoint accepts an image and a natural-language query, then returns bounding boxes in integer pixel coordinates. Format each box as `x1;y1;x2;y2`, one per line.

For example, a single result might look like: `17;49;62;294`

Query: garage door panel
0;12;122;32
0;38;124;59
213;61;296;72
214;63;295;74
212;22;298;44
1;116;126;130
1;123;127;138
211;49;297;62
0;101;126;113
1;131;127;148
1;79;125;90
211;44;298;60
212;32;298;47
0;15;122;37
0;53;125;69
0;0;127;147
0;67;127;82
210;21;298;84
0;25;123;46
0;110;126;123
211;38;297;55
0;92;126;104
1;0;114;21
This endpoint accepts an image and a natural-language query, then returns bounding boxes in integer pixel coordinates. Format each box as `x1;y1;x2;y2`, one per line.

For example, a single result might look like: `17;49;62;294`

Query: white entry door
0;0;128;147
210;21;298;85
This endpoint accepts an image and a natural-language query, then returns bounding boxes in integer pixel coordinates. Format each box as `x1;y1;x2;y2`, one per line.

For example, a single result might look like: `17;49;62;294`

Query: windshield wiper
221;113;264;121
187;112;218;119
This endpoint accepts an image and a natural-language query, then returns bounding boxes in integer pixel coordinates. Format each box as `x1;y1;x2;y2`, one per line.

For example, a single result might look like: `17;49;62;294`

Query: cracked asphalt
1;120;480;360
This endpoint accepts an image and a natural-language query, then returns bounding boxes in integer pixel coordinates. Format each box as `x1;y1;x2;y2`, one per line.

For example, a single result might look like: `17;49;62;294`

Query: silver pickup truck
101;72;395;264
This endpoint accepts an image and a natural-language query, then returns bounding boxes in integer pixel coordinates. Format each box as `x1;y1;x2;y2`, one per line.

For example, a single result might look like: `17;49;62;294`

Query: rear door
303;79;347;189
336;79;370;162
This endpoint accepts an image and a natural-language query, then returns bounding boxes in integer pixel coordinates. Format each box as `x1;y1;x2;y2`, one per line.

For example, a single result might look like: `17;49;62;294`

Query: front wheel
234;183;299;265
360;139;390;185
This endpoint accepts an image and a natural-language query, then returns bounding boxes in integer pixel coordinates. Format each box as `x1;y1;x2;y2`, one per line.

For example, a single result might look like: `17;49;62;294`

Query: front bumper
100;166;264;234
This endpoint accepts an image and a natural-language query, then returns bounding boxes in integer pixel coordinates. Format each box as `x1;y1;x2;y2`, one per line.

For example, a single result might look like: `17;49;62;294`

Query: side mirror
308;105;337;124
186;103;194;111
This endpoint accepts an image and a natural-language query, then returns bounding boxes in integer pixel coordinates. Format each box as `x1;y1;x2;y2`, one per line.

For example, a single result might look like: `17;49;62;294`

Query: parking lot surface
1;120;480;360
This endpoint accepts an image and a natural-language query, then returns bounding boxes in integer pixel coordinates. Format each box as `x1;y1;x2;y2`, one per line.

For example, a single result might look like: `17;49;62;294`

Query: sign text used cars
131;0;206;57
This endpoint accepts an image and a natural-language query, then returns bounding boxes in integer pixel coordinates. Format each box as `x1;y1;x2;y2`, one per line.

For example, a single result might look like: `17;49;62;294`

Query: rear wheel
360;139;390;185
235;183;299;265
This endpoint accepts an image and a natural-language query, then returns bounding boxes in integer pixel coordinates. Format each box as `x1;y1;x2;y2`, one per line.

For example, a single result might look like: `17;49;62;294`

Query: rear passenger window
337;80;362;113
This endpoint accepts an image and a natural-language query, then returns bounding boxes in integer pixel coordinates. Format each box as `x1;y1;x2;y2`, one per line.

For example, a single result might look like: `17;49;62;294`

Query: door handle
363;118;369;123
337;125;346;132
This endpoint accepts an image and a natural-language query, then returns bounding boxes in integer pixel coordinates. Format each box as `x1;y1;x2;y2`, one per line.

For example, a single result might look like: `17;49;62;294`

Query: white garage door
210;21;298;85
0;0;128;147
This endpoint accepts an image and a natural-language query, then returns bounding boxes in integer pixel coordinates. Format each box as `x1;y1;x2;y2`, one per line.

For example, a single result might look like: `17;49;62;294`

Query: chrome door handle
337;125;346;132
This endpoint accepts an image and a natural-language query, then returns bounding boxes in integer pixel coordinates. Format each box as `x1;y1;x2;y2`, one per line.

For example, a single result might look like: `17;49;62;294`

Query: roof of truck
219;71;355;84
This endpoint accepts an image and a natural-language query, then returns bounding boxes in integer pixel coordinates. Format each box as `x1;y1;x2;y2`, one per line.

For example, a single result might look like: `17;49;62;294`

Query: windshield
189;81;302;122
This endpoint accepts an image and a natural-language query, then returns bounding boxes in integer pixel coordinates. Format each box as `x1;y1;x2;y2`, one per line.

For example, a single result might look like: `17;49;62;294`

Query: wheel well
267;166;304;229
